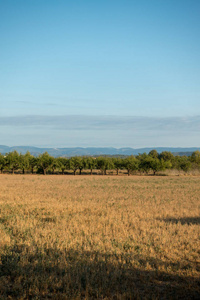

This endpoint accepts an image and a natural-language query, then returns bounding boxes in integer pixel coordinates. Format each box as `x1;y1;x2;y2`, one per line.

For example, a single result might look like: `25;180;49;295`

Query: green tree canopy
174;156;192;173
148;149;159;159
6;151;20;174
70;157;83;175
191;150;200;164
0;153;6;174
19;151;33;174
123;156;138;176
159;151;174;162
112;157;124;175
57;157;70;174
37;152;54;175
96;157;114;175
85;157;97;175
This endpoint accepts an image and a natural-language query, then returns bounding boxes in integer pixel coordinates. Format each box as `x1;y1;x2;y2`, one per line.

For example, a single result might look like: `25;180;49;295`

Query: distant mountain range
0;145;199;157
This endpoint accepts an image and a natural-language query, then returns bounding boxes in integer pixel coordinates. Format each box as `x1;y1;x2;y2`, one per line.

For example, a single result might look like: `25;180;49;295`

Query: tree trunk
116;169;119;175
12;168;14;174
74;170;76;175
128;169;130;176
23;168;25;174
79;168;82;175
43;169;46;175
31;167;34;174
104;169;107;175
90;169;93;175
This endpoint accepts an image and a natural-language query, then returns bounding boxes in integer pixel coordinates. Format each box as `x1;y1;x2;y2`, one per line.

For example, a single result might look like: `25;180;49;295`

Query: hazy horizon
1;144;200;151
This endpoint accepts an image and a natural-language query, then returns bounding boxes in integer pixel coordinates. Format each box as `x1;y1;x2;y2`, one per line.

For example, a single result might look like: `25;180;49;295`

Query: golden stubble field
0;174;199;299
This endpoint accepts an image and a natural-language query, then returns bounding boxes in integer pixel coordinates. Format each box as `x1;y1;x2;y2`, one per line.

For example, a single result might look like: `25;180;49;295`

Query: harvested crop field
0;174;199;299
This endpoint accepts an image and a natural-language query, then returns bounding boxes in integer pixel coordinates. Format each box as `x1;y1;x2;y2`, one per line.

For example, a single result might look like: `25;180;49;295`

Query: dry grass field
0;174;199;299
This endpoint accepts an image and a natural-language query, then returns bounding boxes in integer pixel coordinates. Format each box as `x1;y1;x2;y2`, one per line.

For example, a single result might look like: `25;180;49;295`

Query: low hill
0;145;199;157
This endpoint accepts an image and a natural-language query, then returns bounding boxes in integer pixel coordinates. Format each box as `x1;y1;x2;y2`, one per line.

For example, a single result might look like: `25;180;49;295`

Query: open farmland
0;175;199;299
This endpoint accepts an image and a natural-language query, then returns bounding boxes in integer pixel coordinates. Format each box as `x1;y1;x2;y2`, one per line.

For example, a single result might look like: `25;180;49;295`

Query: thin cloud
0;115;200;132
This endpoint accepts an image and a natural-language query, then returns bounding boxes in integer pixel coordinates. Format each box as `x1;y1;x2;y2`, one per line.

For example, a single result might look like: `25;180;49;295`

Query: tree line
0;150;200;175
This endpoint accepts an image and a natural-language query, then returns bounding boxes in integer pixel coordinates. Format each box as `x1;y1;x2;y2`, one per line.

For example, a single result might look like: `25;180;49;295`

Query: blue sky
0;0;200;147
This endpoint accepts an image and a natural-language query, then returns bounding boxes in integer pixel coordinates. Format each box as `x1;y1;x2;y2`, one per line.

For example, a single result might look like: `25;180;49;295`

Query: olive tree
37;152;54;175
123;156;138;176
175;156;192;173
57;157;70;174
96;157;114;175
6;151;20;174
70;157;83;175
0;153;6;174
112;157;123;175
85;157;97;175
19;151;33;174
190;150;200;170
